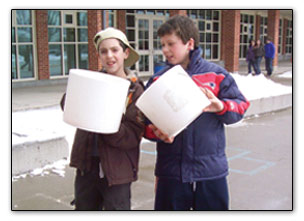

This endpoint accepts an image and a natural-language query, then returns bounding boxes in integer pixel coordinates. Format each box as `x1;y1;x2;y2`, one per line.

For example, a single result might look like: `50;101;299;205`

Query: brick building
12;9;292;86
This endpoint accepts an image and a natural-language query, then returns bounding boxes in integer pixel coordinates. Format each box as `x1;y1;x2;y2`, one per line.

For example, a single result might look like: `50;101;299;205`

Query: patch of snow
230;73;292;100
277;71;292;79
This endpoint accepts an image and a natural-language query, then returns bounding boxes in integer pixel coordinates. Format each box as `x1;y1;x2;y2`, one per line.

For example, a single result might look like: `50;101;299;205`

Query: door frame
135;15;166;76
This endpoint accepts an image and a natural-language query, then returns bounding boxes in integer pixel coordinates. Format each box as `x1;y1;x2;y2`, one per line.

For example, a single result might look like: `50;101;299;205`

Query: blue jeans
154;177;229;210
255;56;262;75
248;59;257;74
265;57;273;76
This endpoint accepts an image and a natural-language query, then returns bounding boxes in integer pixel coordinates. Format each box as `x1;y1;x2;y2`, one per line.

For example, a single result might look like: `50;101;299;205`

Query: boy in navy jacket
144;15;250;210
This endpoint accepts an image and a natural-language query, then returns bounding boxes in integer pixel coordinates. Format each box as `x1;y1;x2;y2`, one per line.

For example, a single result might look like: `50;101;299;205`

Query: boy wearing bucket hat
60;27;144;210
144;15;250;210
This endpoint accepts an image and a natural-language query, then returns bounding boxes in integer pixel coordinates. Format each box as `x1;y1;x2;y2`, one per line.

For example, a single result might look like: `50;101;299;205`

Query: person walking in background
264;36;276;76
253;39;264;75
246;40;257;75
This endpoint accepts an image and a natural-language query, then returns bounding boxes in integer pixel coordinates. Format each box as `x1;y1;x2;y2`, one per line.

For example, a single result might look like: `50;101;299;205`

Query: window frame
187;10;221;61
239;13;256;59
48;10;88;78
285;19;292;54
12;10;37;81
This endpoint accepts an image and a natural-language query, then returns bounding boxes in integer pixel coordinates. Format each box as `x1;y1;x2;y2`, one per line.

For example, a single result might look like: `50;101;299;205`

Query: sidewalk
11;61;292;210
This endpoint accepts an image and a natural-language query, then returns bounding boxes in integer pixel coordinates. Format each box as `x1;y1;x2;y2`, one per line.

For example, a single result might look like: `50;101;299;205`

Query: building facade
12;9;292;86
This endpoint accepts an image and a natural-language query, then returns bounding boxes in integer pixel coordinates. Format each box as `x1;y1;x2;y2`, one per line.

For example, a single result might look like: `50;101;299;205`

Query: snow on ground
230;73;292;100
276;71;292;79
12;71;292;180
12;106;76;180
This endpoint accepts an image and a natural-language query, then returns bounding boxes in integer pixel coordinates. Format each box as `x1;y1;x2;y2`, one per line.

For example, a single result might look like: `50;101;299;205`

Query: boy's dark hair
118;39;127;51
157;15;199;49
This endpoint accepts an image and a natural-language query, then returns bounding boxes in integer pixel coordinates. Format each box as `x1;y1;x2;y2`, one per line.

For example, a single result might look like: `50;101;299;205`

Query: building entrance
135;15;166;76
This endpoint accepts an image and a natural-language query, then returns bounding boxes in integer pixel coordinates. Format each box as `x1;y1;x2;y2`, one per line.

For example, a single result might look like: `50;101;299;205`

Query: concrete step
12;136;69;175
245;93;292;117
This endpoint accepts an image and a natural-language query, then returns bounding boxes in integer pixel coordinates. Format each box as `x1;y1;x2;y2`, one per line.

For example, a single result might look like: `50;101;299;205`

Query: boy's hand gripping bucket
136;65;210;137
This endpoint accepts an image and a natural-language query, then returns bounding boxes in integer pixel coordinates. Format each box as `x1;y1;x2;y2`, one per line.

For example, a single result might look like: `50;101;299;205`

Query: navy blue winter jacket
264;42;275;59
144;47;250;182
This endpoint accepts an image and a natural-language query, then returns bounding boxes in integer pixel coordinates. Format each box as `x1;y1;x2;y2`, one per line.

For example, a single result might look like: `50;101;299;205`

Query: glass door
152;19;165;73
137;17;150;76
136;15;165;76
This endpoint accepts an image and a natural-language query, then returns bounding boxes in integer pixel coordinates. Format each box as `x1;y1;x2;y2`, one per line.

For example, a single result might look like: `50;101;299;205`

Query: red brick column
255;15;261;40
116;10;126;33
221;10;240;73
35;10;50;80
87;10;103;71
267;10;280;66
169;10;187;17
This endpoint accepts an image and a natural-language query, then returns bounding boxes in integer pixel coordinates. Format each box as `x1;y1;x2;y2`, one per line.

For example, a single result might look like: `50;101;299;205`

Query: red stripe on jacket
144;125;159;140
192;72;249;116
217;99;250;116
192;72;225;97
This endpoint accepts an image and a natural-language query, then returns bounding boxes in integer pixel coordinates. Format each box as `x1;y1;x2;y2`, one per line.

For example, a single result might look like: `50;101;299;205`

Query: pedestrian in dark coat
253;39;265;75
246;40;257;75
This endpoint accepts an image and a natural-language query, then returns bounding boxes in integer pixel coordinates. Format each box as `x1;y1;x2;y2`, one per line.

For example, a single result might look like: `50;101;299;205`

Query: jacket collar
186;47;203;74
164;47;204;75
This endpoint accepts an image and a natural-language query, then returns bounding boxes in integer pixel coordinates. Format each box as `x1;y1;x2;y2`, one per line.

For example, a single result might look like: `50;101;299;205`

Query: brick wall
35;10;50;80
267;10;280;66
221;10;240;73
255;15;261;40
116;10;126;33
87;10;103;71
169;10;187;17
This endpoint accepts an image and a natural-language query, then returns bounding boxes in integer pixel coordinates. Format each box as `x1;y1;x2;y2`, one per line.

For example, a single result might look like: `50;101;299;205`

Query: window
278;19;283;54
188;10;221;61
259;16;267;44
12;10;35;80
285;20;292;54
239;13;255;59
105;10;116;28
48;10;88;77
153;20;163;50
126;11;136;70
134;10;169;16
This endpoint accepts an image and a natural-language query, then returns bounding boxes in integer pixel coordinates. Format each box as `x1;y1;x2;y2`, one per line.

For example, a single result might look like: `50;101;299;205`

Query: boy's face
160;32;194;69
98;38;129;77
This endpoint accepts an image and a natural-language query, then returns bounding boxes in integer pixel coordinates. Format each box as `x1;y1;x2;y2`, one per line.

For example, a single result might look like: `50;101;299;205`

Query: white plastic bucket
63;69;130;133
136;65;210;137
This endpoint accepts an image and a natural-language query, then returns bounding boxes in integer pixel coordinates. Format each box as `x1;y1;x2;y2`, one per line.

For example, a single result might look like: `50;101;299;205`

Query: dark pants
247;59;257;74
255;56;262;75
265;57;273;76
74;159;131;210
154;177;229;210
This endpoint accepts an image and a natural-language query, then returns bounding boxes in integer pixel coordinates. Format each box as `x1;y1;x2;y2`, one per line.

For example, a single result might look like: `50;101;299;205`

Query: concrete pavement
12;107;292;210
